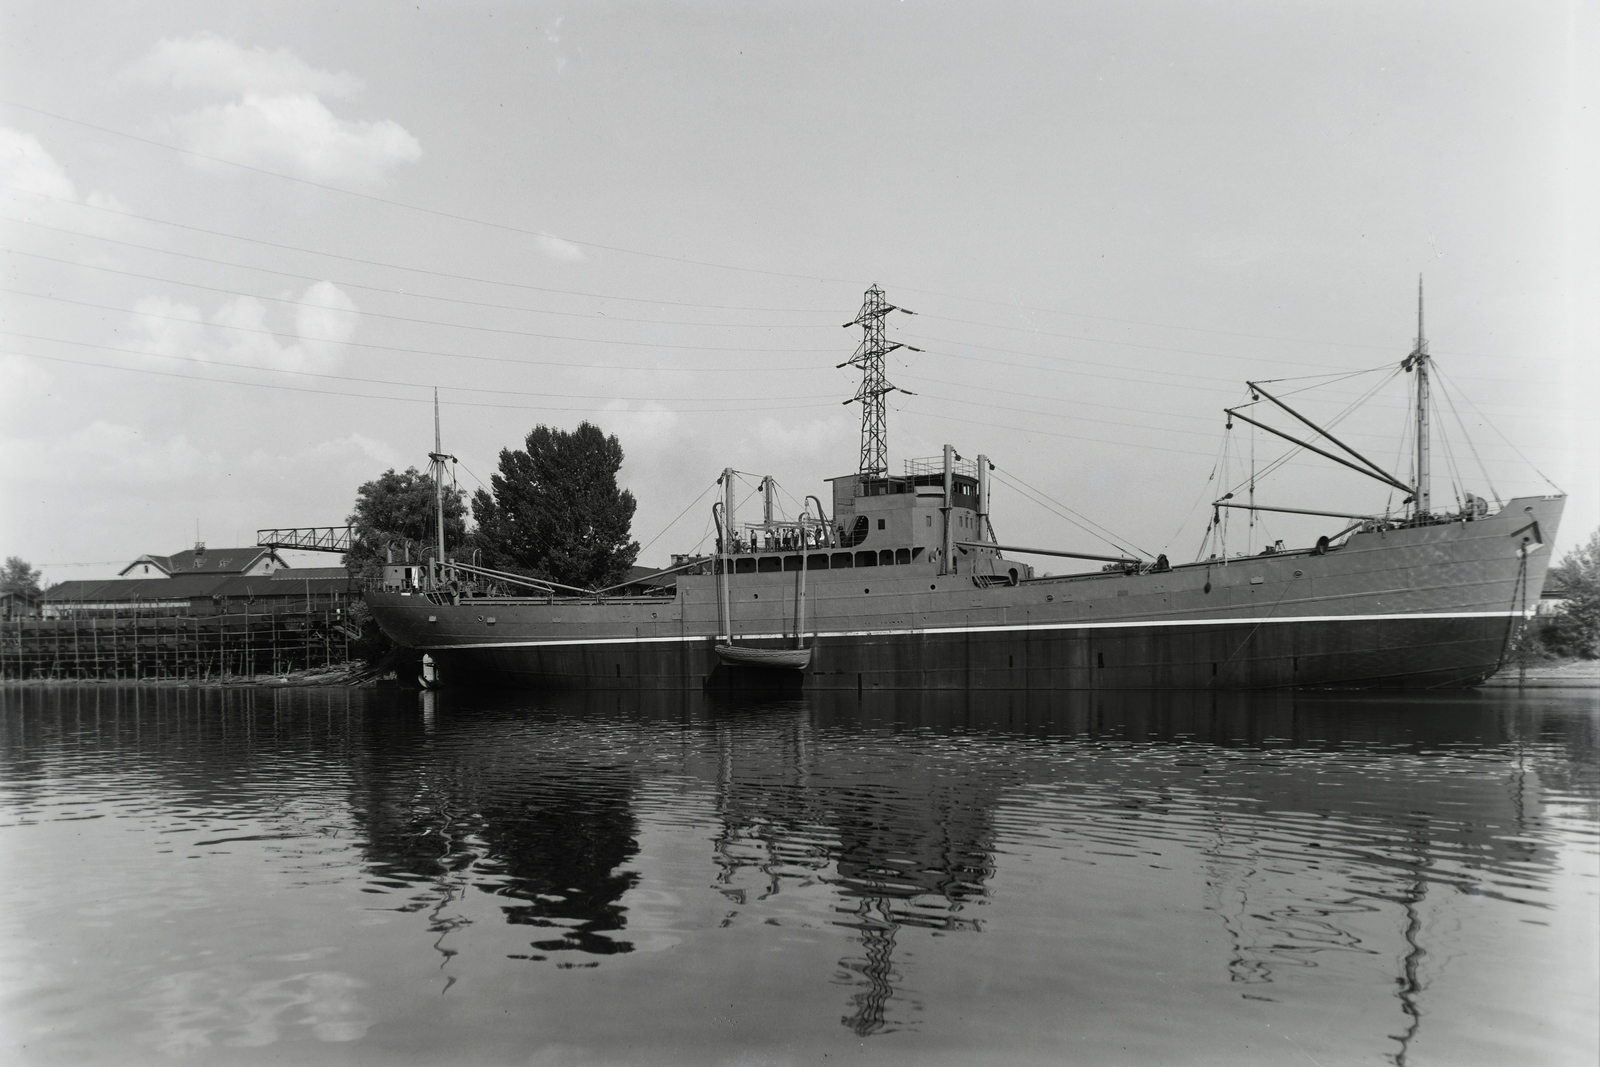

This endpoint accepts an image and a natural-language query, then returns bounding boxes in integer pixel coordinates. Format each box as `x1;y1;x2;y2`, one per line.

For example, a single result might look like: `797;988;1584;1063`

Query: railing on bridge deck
257;526;354;553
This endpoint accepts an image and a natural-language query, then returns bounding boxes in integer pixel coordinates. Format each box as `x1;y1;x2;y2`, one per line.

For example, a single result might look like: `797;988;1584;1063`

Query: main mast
428;389;453;571
1402;276;1430;516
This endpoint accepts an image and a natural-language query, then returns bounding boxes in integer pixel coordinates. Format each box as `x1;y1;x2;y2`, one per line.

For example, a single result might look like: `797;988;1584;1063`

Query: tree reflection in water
2;683;1591;1062
344;693;640;965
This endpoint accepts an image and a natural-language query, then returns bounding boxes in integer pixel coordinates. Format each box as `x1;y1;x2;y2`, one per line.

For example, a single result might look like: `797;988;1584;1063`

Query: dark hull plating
367;494;1563;691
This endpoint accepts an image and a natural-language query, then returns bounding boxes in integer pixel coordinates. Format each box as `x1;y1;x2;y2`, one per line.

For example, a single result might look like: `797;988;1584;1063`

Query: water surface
1;685;1595;1065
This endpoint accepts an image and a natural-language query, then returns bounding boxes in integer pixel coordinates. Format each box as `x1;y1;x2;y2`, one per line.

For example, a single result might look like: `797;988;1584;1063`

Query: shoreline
0;664;392;689
4;662;1594;691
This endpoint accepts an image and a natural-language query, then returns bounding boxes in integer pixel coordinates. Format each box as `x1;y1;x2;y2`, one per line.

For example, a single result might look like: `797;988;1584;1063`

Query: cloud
0;128;135;250
241;432;405;476
536;235;586;262
3;420;213;485
129;32;364;98
171;93;421;185
129;281;360;374
0;127;76;200
127;35;420;184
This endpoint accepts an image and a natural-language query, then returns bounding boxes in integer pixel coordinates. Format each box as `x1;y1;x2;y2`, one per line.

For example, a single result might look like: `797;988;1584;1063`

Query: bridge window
807;554;828;570
855;551;877;567
736;558;756;574
783;555;803;572
758;557;782;573
830;552;852;568
896;549;911;564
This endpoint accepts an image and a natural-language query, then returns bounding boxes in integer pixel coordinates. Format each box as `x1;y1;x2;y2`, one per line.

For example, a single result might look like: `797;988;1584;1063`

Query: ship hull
366;495;1563;692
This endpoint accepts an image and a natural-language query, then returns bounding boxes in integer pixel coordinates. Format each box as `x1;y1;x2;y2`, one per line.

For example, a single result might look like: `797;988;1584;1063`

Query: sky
2;0;1596;584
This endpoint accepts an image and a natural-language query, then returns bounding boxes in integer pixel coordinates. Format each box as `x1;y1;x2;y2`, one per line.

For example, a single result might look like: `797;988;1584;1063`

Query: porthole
864;588;870;594
1293;569;1303;577
1045;595;1053;602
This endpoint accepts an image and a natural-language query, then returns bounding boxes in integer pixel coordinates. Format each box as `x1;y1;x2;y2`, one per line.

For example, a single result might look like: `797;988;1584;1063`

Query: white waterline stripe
416;610;1520;651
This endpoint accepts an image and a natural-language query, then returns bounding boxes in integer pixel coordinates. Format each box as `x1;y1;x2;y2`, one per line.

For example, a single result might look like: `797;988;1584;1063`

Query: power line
4;348;843;413
0;278;836;354
1;99;859;285
2;218;836;327
2;333;841;405
0;186;840;313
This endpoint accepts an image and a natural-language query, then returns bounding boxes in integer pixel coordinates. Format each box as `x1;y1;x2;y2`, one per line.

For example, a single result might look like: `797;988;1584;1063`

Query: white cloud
129;282;360;374
0;127;76;200
172;93;420;185
127;35;420;184
3;420;212;485
0;128;135;250
241;432;405;475
129;32;364;98
536;235;586;262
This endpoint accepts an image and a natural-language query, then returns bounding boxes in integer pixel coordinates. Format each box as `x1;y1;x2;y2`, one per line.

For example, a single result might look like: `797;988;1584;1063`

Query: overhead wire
2;223;836;327
0;333;840;405
0;280;835;354
5;348;843;413
0;186;839;313
1;99;860;285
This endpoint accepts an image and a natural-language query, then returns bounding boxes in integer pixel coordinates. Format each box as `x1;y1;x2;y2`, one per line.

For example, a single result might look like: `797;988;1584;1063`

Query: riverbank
0;663;394;689
1481;658;1600;689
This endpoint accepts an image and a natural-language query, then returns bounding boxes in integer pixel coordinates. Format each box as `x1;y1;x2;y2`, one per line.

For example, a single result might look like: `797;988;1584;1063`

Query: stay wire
1432;371;1502;504
989;466;1149;558
1433;365;1562;494
637;480;720;558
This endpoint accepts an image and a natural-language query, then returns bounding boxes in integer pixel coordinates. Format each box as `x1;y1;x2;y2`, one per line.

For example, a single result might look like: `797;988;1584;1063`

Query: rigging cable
636;480;721;559
989;466;1150;559
1431;370;1502;505
1433;364;1561;493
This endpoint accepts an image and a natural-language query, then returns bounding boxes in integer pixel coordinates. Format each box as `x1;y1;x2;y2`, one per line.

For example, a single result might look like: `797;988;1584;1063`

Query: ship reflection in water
0;685;1594;1065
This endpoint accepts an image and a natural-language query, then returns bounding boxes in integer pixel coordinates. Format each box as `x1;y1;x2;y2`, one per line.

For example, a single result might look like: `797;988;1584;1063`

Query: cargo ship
365;284;1563;690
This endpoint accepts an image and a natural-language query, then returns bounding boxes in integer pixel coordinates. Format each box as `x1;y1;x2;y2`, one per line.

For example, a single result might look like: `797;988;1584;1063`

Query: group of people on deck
723;524;830;554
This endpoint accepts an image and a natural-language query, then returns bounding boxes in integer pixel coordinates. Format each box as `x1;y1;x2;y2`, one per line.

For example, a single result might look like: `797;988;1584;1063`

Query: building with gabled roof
119;542;285;578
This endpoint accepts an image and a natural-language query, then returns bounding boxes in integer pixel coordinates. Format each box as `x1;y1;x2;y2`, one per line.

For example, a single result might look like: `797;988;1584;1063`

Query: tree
470;422;639;589
1544;528;1600;659
344;467;469;581
1;556;42;598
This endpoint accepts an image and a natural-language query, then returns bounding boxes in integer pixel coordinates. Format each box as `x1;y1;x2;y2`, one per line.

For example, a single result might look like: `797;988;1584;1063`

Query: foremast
1401;276;1431;516
427;389;456;586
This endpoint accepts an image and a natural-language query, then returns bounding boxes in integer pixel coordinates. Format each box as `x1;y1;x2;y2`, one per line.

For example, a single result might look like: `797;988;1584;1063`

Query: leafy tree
1;556;42;598
344;467;469;581
1544;529;1600;659
471;422;639;589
